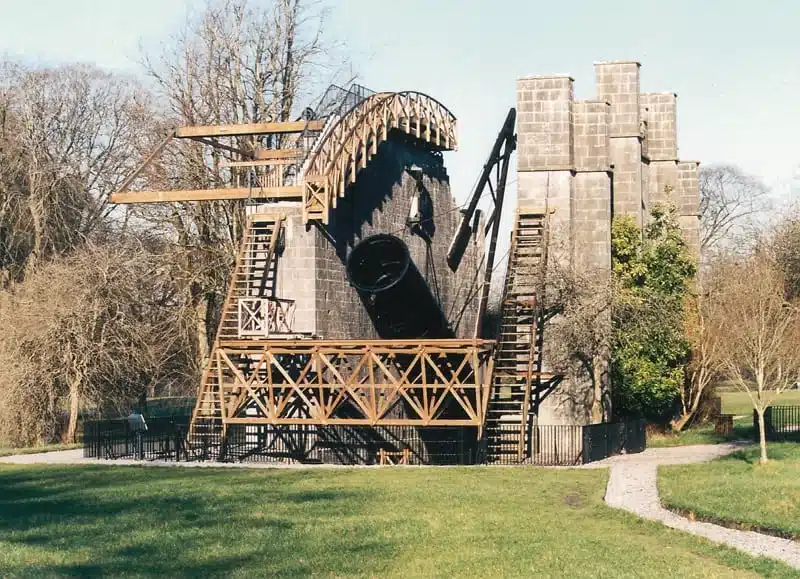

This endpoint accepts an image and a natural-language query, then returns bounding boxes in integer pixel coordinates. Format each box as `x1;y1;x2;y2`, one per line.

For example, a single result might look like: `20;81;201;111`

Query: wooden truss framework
110;121;322;205
211;339;494;435
303;91;458;223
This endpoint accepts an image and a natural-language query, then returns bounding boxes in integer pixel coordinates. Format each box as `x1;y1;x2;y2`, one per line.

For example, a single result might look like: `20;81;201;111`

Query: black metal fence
756;406;800;442
83;418;476;465
480;424;585;466
83;416;191;461
82;418;646;466
582;419;646;463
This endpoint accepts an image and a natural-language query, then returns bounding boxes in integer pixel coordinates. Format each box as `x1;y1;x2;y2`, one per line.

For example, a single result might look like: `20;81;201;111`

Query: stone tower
516;60;700;424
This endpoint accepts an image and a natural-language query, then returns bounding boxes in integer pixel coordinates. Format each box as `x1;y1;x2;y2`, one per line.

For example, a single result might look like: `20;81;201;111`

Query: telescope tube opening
346;233;410;293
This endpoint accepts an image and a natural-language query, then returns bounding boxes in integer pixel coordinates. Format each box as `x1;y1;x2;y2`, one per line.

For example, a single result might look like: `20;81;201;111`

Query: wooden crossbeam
254;148;305;160
111;186;303;204
175;120;325;138
220;158;298;168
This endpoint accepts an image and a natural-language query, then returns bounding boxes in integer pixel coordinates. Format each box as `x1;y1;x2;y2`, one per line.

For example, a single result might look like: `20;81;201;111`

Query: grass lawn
648;418;754;448
720;390;800;416
0;466;796;577
0;443;82;457
660;443;800;539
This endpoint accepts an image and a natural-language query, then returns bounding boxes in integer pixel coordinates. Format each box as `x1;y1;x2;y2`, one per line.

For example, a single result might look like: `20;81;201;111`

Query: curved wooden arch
302;91;458;223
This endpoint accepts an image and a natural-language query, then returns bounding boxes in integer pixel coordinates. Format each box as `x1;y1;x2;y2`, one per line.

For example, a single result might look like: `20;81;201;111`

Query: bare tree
0;62;151;282
672;286;724;431
771;214;800;301
700;164;770;255
132;0;347;367
547;263;613;423
713;251;800;463
0;241;194;445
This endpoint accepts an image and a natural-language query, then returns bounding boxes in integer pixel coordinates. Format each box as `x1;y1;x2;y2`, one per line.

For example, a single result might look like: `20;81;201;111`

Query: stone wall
516;60;701;425
271;134;485;340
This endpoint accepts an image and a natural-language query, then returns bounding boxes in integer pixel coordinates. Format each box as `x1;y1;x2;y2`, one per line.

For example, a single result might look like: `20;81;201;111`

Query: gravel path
0;449;346;469
595;443;800;569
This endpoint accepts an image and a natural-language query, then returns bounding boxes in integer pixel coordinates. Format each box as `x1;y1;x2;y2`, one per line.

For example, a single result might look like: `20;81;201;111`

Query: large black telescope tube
346;234;451;339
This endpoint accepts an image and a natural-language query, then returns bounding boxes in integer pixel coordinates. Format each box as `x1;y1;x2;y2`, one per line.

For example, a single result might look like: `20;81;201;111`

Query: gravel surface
599;443;800;569
0;449;347;468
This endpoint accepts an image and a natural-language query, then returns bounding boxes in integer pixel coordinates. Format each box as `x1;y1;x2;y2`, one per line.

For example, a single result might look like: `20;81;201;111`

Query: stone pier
516;60;701;425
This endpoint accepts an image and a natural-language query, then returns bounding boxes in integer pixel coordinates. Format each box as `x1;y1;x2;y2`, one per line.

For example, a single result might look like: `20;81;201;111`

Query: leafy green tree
611;201;696;423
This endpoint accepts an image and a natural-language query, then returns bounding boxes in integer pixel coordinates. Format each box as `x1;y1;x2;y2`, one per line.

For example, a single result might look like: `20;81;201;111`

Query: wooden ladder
484;207;550;463
188;213;285;447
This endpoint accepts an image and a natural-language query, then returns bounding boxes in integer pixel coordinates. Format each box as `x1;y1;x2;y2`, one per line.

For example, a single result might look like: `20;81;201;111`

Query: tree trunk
671;412;692;432
195;296;210;368
65;378;81;444
756;407;769;464
591;357;603;423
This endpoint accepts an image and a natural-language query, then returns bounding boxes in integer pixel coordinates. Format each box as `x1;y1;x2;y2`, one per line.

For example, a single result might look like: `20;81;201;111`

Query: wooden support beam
176;120;325;138
254;148;305;160
115;131;175;194
111;186;303;204
187;137;253;158
219;158;298;168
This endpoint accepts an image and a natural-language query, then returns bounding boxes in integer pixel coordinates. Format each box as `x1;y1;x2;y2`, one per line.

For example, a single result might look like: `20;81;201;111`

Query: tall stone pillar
516;75;575;263
677;160;701;255
573;100;612;271
595;61;645;225
516;76;614;425
642;92;680;212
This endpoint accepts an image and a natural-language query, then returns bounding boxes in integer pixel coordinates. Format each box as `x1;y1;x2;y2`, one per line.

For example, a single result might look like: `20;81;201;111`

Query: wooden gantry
200;339;494;435
110;90;457;227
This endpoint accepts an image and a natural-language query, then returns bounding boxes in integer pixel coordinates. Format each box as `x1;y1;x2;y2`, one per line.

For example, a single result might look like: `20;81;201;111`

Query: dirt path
591;443;800;569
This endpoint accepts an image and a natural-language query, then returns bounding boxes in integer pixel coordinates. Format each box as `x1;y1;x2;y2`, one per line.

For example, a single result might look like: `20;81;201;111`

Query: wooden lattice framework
237;298;296;338
303;91;457;223
209;339;494;435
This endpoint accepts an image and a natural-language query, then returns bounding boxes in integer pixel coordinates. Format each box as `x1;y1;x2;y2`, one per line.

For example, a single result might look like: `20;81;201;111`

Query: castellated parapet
516;61;701;425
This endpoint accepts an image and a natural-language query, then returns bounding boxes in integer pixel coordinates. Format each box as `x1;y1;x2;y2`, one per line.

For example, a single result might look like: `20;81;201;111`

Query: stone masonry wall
274;135;485;341
516;59;701;425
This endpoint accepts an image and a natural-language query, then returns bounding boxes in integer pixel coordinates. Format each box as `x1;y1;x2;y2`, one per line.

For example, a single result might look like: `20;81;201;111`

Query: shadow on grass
0;466;396;577
720;442;799;465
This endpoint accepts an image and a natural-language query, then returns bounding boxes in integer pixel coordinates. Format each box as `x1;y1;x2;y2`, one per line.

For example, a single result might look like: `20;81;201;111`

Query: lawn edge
0;443;83;457
660;501;799;541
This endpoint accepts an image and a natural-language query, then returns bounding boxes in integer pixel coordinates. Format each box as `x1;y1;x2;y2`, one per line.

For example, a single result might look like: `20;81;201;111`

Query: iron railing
82;418;647;465
756;406;800;442
582;419;646;463
83;416;191;461
480;419;645;466
83;419;476;465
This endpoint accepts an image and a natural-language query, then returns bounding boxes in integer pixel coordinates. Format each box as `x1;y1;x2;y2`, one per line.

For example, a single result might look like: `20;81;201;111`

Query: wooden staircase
188;213;285;446
484;208;552;463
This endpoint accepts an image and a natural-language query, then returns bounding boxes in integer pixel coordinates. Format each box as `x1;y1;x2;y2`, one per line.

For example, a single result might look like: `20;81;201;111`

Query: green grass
0;466;796;577
648;418;753;448
720;390;800;415
660;443;800;538
0;443;82;457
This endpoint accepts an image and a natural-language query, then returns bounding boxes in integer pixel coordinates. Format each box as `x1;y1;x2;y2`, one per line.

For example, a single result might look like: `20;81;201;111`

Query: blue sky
1;0;798;212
